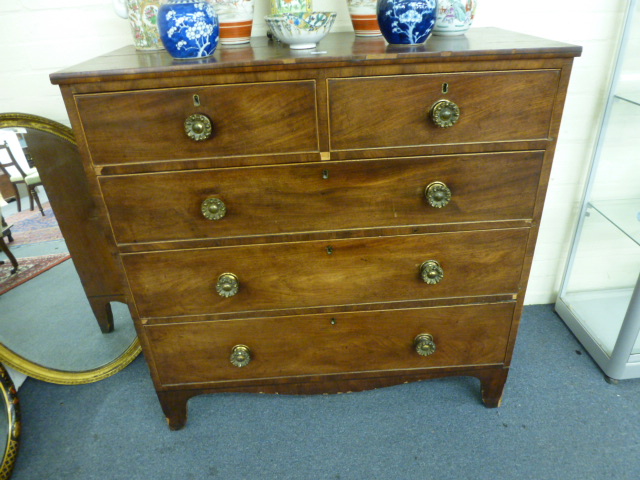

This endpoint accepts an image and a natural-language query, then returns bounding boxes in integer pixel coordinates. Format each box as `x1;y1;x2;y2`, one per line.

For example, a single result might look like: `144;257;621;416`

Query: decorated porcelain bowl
265;11;337;49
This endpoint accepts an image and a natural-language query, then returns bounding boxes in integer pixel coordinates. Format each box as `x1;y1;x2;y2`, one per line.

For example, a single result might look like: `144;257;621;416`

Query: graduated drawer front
328;70;560;151
100;151;543;245
146;302;515;386
76;81;318;165
123;228;528;318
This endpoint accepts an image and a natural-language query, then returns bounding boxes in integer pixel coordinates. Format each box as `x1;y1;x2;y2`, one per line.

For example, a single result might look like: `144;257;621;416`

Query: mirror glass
0;113;140;384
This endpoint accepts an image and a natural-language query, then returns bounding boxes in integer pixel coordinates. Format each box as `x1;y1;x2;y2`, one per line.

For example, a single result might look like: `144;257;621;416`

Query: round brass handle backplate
185;113;212;141
217;273;239;298
430;99;460;128
414;334;436;356
230;344;251;367
201;197;227;221
420;260;444;285
425;181;452;208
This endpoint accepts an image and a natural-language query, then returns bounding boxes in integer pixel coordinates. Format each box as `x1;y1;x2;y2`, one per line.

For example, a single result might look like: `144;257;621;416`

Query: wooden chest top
50;29;580;86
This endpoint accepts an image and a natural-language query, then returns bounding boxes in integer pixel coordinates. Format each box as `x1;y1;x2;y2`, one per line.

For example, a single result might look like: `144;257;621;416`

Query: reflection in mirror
0;113;140;384
0;364;20;479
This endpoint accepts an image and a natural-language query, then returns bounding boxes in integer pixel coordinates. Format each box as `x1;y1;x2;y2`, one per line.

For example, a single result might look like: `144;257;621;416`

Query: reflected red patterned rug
4;202;64;246
0;253;70;296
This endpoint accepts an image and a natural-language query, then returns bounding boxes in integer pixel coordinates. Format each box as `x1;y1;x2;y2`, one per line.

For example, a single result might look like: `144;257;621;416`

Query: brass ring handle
185;113;212;141
414;334;436;356
430;99;460;128
420;260;444;285
216;273;239;297
230;344;251;367
425;181;451;208
201;198;227;221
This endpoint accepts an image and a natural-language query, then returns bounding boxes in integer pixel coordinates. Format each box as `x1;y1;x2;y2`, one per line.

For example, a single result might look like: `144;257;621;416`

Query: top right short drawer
327;70;561;151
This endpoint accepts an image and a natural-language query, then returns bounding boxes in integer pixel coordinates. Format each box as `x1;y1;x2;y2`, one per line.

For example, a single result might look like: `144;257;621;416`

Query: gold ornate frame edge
0;113;74;143
0;341;141;385
0;364;20;480
0;112;142;385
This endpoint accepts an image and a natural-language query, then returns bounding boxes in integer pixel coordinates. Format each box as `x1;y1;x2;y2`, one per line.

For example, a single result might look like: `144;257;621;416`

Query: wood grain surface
146;302;515;386
100;151;544;245
123;228;528;318
50;29;581;428
328;69;560;150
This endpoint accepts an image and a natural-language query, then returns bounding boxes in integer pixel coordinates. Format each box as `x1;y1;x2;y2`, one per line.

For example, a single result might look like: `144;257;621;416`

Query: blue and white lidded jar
158;0;220;59
376;0;437;45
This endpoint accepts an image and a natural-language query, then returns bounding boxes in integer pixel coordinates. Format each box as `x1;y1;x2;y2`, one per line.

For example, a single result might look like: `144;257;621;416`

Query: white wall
0;0;630;304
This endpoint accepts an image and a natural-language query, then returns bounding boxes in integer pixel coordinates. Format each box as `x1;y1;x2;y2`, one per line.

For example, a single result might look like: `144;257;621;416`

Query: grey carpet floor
11;304;640;480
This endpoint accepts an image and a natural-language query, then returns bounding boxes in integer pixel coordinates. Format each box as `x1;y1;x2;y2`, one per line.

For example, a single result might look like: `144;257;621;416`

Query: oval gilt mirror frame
0;113;140;384
0;364;20;480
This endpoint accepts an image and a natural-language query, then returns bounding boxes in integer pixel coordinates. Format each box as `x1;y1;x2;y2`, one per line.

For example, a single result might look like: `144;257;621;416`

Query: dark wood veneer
100;151;543;245
122;229;528;319
146;302;515;386
51;30;581;429
77;81;319;164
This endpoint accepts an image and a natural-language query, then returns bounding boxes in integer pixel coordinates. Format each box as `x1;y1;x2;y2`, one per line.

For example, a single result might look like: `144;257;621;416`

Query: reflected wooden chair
0;205;18;274
0;140;44;216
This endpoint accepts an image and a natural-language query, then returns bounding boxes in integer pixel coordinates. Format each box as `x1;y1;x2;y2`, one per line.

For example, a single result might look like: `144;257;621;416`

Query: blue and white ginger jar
376;0;437;45
158;0;220;59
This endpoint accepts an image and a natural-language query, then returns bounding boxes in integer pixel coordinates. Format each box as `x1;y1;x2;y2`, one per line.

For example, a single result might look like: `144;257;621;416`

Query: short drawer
146;302;515;386
123;228;528;318
76;80;318;165
328;70;560;150
100;151;543;245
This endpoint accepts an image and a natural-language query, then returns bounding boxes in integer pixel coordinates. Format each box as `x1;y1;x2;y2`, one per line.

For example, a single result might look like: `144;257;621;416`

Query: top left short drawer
75;80;319;165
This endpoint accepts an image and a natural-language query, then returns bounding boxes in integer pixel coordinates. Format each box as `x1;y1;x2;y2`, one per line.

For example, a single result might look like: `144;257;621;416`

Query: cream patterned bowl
265;11;337;49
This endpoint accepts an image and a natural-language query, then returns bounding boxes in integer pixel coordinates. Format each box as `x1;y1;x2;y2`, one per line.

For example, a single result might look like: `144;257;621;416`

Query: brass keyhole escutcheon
230;344;251;367
217;273;239;298
185;113;212;141
425;181;452;208
201;198;227;221
420;260;444;285
414;334;436;356
430;99;460;128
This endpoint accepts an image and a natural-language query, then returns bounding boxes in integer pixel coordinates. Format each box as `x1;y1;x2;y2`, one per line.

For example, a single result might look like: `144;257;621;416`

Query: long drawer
122;228;528;318
76;80;319;165
100;152;543;245
328;70;560;150
146;302;515;386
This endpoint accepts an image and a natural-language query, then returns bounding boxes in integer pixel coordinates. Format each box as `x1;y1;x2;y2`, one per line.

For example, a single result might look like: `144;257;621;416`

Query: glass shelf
562;288;639;356
614;92;640;106
590;199;640;246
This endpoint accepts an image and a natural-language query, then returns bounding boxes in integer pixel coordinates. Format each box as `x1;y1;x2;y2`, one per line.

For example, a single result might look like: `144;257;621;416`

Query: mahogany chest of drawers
51;29;581;430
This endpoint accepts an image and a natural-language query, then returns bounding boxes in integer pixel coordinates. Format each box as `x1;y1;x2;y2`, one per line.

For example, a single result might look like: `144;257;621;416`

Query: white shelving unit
555;0;640;382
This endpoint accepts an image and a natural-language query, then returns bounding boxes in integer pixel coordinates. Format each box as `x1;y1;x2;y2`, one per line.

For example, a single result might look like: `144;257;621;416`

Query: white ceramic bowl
265;12;337;49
